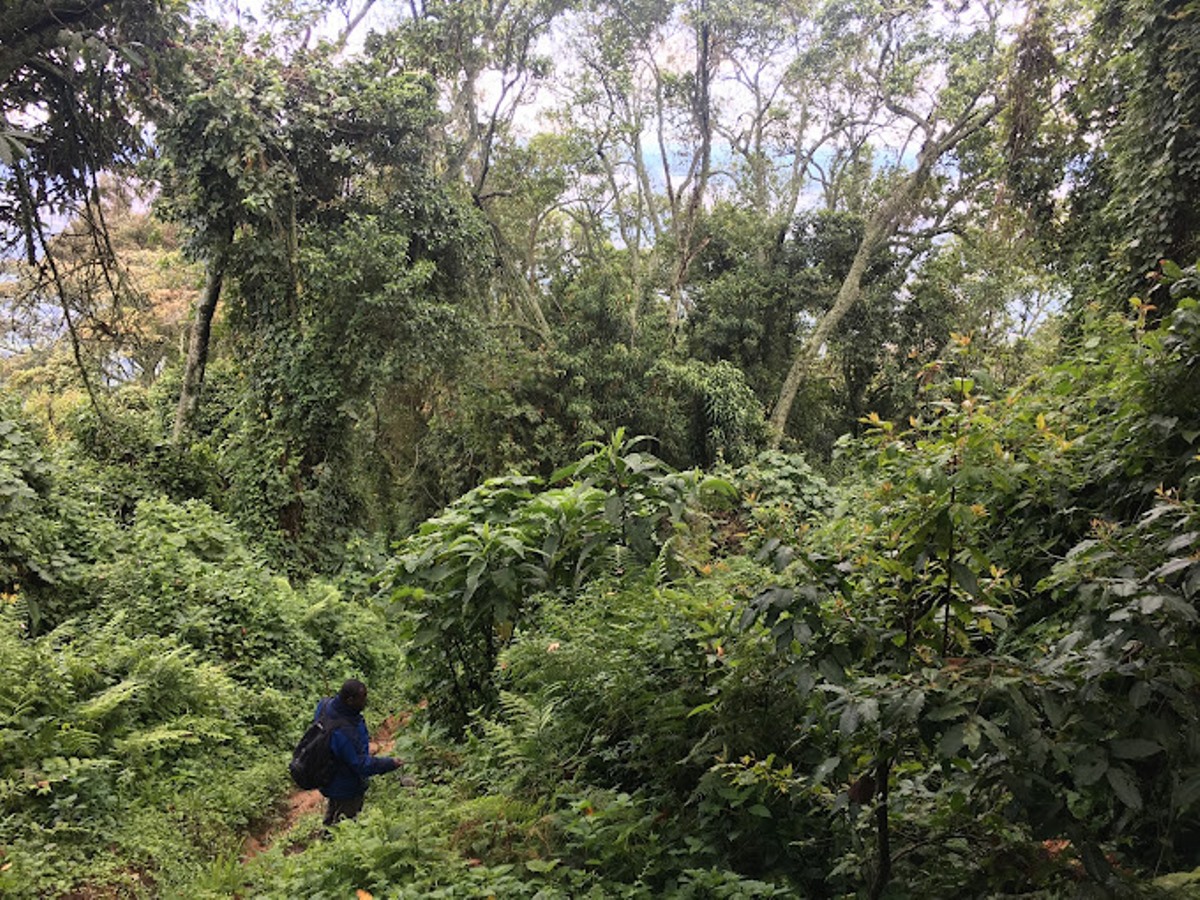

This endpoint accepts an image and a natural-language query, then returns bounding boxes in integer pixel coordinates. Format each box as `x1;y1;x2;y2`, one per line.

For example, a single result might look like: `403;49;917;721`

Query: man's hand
391;759;416;786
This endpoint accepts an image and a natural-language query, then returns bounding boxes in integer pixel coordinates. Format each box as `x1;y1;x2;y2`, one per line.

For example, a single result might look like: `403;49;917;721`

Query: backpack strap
316;701;357;755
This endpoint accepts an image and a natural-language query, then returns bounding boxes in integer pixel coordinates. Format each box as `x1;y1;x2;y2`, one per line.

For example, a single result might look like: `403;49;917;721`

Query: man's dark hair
338;679;367;705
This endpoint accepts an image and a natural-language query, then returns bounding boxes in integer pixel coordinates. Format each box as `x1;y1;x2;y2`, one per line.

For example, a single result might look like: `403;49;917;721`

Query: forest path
239;712;409;861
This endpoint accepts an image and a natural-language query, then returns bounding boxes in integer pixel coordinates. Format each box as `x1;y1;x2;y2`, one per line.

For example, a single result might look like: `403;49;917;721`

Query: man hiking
314;678;404;827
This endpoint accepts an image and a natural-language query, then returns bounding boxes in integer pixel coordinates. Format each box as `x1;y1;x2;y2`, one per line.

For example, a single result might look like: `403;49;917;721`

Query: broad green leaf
1174;773;1200;811
1165;532;1199;554
1073;748;1108;787
927;702;967;722
1139;594;1166;615
812;756;841;785
1152;558;1193;580
603;494;624;524
1079;841;1113;883
1107;765;1143;810
898;689;926;723
860;698;880;724
1109;738;1161;759
938;723;965;758
951;561;979;598
817;657;844;684
1109;579;1139;598
687;701;717;718
963;720;982;752
1129;681;1152;709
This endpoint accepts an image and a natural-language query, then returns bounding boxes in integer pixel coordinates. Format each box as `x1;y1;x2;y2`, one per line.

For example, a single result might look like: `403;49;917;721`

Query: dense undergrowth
3;296;1200;897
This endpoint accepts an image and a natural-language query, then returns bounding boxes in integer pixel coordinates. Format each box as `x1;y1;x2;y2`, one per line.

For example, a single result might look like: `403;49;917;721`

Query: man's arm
329;727;401;778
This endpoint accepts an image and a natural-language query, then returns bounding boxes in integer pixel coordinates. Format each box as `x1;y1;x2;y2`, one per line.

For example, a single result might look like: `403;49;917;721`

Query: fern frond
114;726;202;755
653;538;673;586
478;716;525;770
76;678;140;721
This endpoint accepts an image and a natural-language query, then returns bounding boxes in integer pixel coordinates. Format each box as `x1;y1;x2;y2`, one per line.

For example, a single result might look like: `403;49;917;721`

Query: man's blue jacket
314;696;398;799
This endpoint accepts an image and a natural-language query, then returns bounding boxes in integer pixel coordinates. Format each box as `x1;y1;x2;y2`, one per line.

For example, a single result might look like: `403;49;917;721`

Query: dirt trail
240;712;410;861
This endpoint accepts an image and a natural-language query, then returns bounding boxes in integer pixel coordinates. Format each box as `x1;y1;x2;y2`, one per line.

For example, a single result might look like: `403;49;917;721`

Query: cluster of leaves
377;430;736;733
412;262;772;523
726;295;1200;891
0;401;77;629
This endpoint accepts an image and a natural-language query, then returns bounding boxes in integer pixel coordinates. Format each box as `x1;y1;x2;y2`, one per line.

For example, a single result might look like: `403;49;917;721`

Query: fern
478;691;562;783
653;538;673;586
55;724;101;756
75;678;140;722
114;726;204;756
477;717;523;771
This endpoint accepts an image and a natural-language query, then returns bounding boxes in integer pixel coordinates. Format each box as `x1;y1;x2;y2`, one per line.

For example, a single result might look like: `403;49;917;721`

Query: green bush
378;431;736;733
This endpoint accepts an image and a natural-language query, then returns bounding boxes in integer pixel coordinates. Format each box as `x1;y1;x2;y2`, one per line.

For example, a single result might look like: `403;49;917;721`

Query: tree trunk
172;240;229;444
767;211;891;445
867;755;893;900
767;83;1001;447
767;141;941;446
668;9;715;327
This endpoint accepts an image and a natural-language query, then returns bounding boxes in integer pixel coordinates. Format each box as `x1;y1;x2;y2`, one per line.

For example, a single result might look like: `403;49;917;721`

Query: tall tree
767;0;1014;445
557;0;728;331
376;0;576;339
153;16;486;561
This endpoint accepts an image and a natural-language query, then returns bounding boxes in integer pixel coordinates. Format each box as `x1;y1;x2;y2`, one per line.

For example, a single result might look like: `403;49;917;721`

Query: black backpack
289;704;352;790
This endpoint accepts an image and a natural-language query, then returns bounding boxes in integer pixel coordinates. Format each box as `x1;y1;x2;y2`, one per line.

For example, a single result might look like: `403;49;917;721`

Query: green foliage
380;431;736;733
1097;0;1200;308
1016;0;1200;311
0;395;407;895
412;319;768;518
7;2;1200;896
153;20;489;572
649;359;769;467
686;208;912;456
727;295;1200;893
0;402;72;615
65;385;221;505
495;581;721;795
727;450;833;551
1;0;183;264
239;280;1197;897
399;339;576;522
0;609;263;895
86;497;315;688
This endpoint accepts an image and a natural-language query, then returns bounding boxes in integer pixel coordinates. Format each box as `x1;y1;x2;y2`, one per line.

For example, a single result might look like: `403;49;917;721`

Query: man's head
338;678;368;711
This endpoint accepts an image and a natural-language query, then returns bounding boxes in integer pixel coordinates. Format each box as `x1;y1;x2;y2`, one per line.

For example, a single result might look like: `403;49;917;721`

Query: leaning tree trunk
767;99;1002;448
767;139;945;447
767;214;890;446
172;240;229;444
